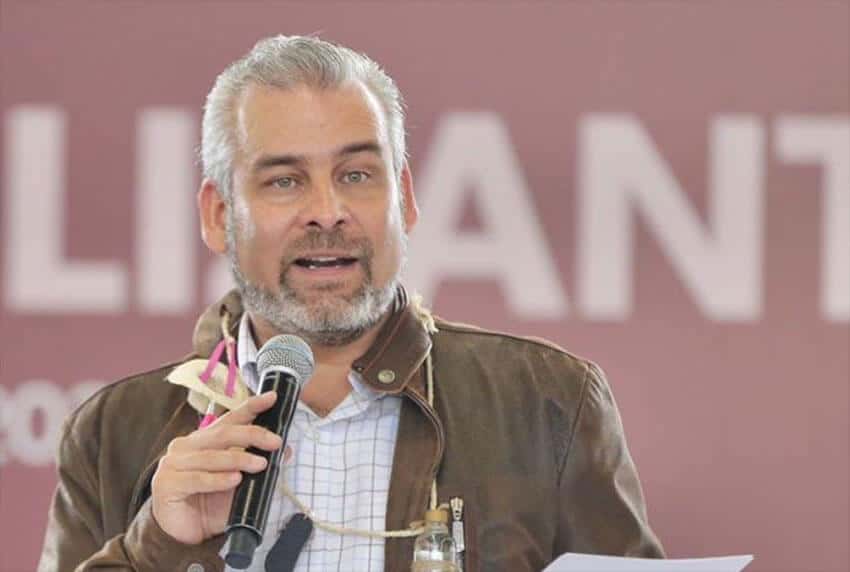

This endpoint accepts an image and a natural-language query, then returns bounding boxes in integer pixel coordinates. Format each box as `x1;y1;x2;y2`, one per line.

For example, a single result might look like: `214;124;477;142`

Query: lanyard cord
427;350;439;512
277;350;436;539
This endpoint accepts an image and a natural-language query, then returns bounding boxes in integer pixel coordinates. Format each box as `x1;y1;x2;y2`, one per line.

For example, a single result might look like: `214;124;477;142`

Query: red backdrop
1;2;847;571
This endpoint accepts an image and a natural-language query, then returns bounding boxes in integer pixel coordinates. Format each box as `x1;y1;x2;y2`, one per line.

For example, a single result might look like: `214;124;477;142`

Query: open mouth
293;256;359;269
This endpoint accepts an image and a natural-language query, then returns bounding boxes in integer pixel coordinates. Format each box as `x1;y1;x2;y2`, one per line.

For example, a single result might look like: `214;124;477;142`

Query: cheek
228;198;256;244
234;200;298;251
372;217;406;274
230;204;290;281
227;198;257;250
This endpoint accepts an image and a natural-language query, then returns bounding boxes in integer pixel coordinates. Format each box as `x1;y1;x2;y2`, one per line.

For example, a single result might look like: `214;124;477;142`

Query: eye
341;170;370;184
271;176;298;189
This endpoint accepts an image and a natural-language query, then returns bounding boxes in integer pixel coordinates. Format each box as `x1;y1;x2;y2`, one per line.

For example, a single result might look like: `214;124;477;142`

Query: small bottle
411;509;460;572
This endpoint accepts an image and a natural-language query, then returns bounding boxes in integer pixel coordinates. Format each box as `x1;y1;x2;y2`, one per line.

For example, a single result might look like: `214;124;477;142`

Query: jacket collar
191;286;432;397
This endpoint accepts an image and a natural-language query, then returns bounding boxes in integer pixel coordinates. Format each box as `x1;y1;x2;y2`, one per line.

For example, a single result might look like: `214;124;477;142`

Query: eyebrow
252;140;383;173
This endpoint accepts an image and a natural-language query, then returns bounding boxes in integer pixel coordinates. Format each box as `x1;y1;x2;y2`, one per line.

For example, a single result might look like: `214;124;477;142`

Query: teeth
305;257;342;264
297;256;354;269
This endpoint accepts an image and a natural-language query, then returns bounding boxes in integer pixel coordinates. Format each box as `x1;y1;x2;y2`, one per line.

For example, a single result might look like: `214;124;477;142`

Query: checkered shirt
223;314;402;572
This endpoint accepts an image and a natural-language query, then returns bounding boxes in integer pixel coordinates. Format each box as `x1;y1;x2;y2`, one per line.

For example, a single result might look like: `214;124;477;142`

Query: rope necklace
276;349;438;539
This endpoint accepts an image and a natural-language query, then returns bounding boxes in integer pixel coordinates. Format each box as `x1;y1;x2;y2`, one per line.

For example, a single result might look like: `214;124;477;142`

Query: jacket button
377;369;396;384
187;563;204;572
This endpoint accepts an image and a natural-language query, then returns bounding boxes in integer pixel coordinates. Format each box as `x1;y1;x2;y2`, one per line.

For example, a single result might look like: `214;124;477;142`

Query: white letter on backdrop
136;109;196;314
5;380;68;466
406;112;568;319
3;106;127;312
578;114;764;321
775;116;850;322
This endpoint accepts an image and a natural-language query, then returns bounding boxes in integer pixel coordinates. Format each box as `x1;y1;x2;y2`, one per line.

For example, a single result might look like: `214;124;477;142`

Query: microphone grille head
256;334;315;386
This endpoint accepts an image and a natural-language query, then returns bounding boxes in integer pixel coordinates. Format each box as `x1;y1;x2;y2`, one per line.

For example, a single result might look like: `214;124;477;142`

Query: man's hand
151;392;285;545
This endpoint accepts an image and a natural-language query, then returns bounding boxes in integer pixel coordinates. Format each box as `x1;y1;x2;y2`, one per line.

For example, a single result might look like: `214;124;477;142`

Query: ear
198;178;228;255
400;162;419;232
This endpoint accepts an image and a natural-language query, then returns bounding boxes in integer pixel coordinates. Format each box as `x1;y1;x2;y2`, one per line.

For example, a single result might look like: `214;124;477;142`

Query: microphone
224;334;315;569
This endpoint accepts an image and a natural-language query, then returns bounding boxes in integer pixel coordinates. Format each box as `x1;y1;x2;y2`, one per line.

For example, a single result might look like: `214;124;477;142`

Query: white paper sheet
542;553;754;572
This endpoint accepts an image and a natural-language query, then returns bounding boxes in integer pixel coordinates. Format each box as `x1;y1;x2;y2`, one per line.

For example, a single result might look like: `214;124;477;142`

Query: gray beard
226;223;400;347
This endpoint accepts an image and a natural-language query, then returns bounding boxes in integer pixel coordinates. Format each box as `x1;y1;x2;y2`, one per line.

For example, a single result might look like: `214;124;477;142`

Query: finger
179;424;283;453
216;392;277;426
154;469;242;499
164;449;268;473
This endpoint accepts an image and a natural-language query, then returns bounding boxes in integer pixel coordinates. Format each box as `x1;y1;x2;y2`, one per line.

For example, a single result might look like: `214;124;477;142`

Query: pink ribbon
197;337;239;429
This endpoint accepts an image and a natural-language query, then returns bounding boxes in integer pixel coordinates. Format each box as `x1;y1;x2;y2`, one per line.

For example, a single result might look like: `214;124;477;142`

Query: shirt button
377;369;396;384
187;563;204;572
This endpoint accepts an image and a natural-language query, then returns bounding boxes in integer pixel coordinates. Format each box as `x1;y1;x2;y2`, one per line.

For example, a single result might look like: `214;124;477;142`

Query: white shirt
225;314;402;572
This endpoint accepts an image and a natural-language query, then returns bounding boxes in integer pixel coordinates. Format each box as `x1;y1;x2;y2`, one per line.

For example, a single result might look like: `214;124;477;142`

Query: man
38;35;663;571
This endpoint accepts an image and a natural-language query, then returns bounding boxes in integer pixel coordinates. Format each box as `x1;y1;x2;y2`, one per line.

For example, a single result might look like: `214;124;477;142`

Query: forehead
233;81;389;161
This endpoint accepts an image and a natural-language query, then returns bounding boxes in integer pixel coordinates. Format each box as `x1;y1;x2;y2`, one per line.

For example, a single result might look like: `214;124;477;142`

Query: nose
302;180;350;230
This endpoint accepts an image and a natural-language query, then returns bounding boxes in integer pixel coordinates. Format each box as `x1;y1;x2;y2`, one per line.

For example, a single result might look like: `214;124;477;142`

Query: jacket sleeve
37;414;225;571
555;362;665;557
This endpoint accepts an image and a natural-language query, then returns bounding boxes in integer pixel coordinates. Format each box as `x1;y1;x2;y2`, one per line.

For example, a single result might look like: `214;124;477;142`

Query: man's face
214;82;416;346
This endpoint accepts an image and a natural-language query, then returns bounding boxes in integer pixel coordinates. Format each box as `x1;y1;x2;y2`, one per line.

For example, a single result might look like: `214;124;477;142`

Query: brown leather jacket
38;289;663;572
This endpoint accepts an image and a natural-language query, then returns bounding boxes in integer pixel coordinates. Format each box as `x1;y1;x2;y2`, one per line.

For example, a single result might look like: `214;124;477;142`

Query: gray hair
201;35;407;202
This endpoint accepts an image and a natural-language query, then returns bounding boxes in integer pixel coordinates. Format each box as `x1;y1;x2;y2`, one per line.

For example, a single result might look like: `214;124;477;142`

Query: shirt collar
236;311;260;393
236;312;382;402
192;286;432;397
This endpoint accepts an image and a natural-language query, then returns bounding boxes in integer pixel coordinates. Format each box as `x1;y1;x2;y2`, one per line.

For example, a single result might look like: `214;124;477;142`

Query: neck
247;309;393;416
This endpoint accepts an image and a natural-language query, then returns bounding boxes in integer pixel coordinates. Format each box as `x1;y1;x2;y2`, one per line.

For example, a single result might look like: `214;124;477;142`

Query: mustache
280;228;373;266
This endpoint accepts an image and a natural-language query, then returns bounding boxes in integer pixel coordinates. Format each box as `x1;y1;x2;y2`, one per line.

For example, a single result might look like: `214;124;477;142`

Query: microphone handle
225;370;300;569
